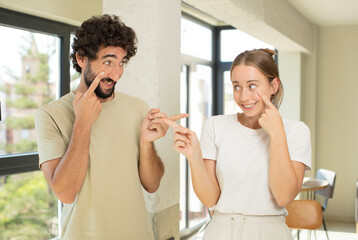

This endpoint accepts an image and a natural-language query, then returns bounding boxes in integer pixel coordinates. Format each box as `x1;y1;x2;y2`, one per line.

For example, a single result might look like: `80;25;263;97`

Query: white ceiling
288;0;358;26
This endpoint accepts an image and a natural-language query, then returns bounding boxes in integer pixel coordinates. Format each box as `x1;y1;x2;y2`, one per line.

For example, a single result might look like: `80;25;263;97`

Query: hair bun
259;48;276;57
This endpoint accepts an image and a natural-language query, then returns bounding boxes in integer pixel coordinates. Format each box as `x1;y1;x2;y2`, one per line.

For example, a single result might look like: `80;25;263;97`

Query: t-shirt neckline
230;113;266;136
70;91;118;106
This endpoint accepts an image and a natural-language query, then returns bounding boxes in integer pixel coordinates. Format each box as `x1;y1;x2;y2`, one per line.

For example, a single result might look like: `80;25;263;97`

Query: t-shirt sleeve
200;117;217;160
141;101;150;120
287;121;312;171
35;108;67;168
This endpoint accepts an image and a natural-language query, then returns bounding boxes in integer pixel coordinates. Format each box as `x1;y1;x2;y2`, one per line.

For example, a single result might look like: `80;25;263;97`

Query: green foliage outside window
0;31;59;239
0;84;11;95
6;139;38;153
6;97;38;109
5;116;35;129
0;172;58;240
14;84;36;95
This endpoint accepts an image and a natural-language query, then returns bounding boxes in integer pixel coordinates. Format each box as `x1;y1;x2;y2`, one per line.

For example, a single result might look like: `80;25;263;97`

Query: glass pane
188;64;212;227
223;71;242;115
0;171;58;239
220;29;275;62
181;18;212;61
0;26;60;155
180;65;188;230
189;64;212;135
70;33;80;91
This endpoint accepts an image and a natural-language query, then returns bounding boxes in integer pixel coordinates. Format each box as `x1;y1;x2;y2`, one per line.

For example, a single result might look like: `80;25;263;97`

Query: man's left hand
141;109;189;143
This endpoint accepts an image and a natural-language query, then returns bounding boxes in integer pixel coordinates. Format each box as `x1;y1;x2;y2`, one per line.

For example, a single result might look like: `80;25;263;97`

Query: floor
189;220;358;240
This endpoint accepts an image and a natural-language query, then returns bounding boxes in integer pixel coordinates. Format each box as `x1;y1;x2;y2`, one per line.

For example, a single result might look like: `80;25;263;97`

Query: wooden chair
355;181;358;233
286;200;323;240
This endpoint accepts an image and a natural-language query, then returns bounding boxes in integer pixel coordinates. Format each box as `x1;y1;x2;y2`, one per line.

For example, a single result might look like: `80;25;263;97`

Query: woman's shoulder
203;114;235;132
282;118;310;136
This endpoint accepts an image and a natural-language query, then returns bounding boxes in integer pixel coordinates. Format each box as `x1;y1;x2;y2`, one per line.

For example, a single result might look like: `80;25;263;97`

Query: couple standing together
35;14;311;240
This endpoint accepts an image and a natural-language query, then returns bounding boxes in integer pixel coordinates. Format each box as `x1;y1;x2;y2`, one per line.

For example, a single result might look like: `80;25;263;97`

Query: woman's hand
257;90;285;138
161;118;202;161
140;109;188;144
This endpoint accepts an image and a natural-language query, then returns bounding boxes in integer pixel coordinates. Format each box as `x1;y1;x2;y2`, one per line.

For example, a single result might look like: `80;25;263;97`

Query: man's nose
108;66;123;81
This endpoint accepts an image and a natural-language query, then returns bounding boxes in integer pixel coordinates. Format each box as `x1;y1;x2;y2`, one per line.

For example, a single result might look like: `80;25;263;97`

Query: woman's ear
270;78;280;95
76;52;87;68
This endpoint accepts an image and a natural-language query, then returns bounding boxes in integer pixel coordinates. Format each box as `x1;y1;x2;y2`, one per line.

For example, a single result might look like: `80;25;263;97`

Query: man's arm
40;72;103;203
139;109;188;193
138;141;164;193
41;121;92;203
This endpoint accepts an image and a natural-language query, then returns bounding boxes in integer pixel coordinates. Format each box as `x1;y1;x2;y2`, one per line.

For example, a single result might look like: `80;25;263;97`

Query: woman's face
231;65;278;119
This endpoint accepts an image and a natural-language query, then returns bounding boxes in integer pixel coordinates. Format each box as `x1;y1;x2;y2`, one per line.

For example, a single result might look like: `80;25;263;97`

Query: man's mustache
100;77;115;82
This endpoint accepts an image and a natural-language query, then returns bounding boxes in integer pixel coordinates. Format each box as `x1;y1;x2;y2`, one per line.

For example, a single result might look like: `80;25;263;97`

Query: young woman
164;49;311;239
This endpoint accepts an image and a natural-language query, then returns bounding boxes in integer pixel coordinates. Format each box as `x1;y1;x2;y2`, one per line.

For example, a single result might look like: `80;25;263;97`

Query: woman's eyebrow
232;80;259;84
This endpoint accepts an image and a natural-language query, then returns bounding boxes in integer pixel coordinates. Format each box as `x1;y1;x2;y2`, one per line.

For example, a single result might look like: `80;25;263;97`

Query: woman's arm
257;91;307;206
162;118;221;207
268;130;306;206
188;157;221;207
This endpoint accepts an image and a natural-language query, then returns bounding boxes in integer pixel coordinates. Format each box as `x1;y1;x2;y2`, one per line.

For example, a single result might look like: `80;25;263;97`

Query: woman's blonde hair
230;48;284;108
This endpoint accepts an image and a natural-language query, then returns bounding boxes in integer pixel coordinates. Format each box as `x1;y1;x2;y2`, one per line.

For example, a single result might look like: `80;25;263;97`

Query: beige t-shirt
35;91;154;240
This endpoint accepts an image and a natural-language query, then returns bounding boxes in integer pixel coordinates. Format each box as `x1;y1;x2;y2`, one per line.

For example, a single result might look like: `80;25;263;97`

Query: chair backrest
315;168;336;199
355;181;358;223
286;200;323;230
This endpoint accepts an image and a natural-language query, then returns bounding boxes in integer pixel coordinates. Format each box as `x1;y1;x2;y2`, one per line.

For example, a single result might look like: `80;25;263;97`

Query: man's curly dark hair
70;14;137;73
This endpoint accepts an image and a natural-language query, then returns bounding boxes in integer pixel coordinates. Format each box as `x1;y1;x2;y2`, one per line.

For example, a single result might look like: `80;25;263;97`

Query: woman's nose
239;88;250;102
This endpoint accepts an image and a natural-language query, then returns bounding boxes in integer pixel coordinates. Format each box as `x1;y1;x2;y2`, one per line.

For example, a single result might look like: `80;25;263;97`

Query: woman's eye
249;84;256;90
234;85;240;90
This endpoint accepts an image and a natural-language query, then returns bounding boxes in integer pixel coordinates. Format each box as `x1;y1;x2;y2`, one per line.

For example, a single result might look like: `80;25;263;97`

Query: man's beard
84;63;116;99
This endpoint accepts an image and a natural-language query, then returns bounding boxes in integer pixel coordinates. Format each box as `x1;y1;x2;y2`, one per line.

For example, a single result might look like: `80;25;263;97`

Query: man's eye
249;84;256;90
120;61;127;67
104;60;110;65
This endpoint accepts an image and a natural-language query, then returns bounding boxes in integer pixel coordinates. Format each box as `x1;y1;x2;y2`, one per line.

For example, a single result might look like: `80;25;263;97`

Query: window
220;29;274;62
0;7;76;239
180;16;213;230
0;25;60;155
181;18;212;61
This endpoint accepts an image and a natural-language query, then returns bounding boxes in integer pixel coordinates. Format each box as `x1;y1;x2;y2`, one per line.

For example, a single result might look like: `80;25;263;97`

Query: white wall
279;52;301;121
0;0;102;26
316;25;358;221
184;0;314;52
103;0;181;238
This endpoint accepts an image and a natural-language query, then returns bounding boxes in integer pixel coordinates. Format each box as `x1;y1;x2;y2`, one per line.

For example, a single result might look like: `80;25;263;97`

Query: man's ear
270;78;280;95
76;52;87;68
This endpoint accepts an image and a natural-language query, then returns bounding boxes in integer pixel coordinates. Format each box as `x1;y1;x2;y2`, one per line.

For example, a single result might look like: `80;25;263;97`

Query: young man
35;14;186;239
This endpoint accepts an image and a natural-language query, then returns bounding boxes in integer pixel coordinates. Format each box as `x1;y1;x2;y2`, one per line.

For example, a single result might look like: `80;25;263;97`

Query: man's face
83;46;127;100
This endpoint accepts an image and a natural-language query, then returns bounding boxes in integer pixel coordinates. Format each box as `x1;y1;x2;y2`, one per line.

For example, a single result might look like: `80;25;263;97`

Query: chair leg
322;216;329;240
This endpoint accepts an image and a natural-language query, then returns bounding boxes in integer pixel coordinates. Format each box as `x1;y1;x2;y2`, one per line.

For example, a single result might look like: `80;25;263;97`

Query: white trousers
203;211;293;240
